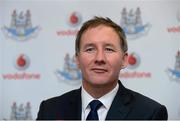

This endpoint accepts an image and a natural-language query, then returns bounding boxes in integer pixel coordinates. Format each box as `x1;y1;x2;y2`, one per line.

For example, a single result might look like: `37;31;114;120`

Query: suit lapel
66;82;133;120
106;81;133;120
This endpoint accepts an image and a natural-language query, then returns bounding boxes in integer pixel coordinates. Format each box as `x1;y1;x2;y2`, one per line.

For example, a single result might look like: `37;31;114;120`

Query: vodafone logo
119;52;151;79
14;54;30;70
68;12;82;27
56;11;81;36
128;52;140;69
1;54;40;80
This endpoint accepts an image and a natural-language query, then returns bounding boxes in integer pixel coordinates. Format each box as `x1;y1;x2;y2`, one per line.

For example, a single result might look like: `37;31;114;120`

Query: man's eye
85;48;95;52
105;48;114;52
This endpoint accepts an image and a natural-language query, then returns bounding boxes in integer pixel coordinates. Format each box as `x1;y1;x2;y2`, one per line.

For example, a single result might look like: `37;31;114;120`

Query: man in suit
37;17;168;120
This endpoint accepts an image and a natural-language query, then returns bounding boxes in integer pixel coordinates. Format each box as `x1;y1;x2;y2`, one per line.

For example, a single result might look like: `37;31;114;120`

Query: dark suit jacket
37;81;168;120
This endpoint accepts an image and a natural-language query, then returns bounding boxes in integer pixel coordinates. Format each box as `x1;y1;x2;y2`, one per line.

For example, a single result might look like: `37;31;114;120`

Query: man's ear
75;54;80;69
121;52;129;69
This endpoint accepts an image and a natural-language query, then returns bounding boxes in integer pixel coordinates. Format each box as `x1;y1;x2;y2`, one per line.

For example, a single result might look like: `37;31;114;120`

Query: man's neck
82;80;118;99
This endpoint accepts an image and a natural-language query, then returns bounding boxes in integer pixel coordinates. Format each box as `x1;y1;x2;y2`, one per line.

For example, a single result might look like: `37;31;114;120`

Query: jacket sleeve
152;105;168;120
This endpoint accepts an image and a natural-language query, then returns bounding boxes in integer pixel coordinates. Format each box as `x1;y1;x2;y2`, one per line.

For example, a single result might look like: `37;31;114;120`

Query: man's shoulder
118;82;163;108
37;88;82;120
126;88;164;109
42;88;81;105
113;82;168;119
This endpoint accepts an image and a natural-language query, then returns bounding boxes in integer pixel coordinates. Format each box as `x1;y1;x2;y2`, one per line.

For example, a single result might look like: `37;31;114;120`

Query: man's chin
90;79;110;86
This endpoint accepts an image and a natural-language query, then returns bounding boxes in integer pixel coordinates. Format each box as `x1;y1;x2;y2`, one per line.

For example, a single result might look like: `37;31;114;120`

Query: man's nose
95;50;106;64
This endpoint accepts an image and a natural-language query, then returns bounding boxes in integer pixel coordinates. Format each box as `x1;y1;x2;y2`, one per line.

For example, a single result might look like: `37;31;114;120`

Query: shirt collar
81;82;119;111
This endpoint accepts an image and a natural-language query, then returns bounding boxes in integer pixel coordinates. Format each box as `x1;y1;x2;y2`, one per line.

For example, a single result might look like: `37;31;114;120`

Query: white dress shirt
81;83;119;121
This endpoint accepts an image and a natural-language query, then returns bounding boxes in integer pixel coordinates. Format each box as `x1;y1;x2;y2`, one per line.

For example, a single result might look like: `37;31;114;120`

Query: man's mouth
91;68;108;73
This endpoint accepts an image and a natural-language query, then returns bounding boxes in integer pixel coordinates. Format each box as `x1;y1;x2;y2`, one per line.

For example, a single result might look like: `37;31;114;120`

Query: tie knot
89;100;102;111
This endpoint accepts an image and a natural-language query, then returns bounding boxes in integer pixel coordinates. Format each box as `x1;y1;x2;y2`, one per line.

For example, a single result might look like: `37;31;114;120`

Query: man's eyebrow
83;43;116;48
104;43;118;49
83;43;95;48
105;43;115;47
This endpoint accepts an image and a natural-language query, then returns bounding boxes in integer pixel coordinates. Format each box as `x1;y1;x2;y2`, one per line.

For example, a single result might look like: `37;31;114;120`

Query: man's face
76;25;128;88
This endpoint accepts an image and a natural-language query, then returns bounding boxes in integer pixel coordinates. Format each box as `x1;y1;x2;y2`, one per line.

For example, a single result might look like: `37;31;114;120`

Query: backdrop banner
0;0;180;120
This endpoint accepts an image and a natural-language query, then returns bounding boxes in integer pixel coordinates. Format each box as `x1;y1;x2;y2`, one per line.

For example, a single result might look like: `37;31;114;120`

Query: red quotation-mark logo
128;52;140;69
14;54;30;70
68;12;82;27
